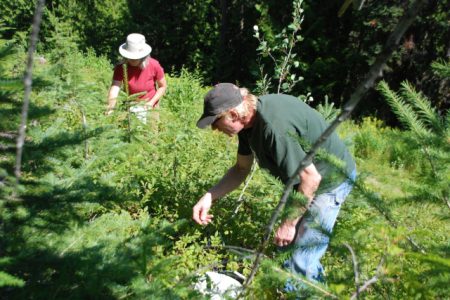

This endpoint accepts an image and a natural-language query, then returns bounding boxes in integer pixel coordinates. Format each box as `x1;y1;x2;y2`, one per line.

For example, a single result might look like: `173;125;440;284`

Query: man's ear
229;109;240;121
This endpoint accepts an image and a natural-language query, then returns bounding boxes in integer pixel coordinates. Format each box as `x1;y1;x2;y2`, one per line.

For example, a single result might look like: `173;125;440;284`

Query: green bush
353;117;388;159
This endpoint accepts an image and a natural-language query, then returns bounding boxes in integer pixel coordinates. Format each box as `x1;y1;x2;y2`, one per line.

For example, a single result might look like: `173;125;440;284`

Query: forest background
0;0;449;299
2;0;449;120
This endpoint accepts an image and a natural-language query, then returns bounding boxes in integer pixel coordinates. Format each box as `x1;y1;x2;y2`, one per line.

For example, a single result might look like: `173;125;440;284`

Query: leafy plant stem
277;15;300;93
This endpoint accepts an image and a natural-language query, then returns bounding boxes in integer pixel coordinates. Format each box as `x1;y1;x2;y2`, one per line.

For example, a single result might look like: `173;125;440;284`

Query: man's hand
274;218;300;247
192;193;214;225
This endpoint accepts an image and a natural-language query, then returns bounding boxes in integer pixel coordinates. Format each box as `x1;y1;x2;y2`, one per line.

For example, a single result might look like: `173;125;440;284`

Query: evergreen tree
377;61;449;208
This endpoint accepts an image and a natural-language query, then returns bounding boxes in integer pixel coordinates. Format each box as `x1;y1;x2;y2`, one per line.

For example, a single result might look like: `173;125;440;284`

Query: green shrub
353;117;388;159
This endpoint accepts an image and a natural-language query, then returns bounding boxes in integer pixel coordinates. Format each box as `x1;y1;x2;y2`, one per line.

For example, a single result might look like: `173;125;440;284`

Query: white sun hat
119;33;152;59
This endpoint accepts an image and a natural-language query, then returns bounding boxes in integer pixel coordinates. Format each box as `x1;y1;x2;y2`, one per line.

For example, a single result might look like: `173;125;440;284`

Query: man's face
211;113;244;137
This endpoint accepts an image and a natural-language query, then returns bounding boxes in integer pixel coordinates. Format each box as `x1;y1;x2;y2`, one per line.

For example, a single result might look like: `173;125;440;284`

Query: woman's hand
192;193;214;225
105;107;114;115
143;101;156;110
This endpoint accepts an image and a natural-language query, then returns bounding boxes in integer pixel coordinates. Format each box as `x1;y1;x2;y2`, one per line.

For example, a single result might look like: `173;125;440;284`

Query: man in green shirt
193;83;356;283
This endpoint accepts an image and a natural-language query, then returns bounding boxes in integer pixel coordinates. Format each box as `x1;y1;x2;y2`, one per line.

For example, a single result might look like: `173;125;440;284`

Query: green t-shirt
238;94;356;193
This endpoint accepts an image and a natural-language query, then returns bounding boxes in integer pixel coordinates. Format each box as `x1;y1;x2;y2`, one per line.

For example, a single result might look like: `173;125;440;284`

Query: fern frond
377;81;429;138
400;81;442;133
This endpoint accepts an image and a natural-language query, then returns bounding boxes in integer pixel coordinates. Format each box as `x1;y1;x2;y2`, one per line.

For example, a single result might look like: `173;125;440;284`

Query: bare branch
344;243;360;298
350;257;385;300
223;245;257;254
15;0;46;181
350;277;378;300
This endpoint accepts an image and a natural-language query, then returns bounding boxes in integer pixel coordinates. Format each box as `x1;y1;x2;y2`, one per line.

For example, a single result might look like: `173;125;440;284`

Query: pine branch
0;42;15;65
240;0;426;293
431;59;450;78
14;0;46;182
271;266;339;299
400;81;442;132
377;81;429;138
59;233;85;257
381;79;449;210
0;79;23;91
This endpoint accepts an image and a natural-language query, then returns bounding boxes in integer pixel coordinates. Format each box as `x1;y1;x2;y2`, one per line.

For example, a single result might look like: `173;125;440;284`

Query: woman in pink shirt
106;33;167;124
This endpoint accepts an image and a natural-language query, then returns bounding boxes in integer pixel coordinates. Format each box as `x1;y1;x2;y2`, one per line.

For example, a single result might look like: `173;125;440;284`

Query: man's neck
243;107;256;129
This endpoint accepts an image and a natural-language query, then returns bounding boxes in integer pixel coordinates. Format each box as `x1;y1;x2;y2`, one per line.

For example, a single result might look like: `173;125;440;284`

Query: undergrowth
0;39;448;299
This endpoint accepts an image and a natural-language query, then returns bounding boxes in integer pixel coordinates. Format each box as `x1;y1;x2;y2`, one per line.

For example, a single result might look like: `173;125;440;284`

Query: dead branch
15;0;46;181
350;257;385;300
344;243;360;298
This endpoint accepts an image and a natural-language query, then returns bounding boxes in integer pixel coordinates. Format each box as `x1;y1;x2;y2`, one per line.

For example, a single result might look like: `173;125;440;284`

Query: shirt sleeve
238;131;252;155
270;127;306;180
112;64;124;82
152;59;165;81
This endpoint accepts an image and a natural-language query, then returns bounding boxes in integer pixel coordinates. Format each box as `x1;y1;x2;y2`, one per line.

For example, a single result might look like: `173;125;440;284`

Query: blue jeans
283;170;357;289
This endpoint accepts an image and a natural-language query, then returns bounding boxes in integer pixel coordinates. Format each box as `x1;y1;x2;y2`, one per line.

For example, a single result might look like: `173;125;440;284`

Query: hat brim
196;114;219;129
119;43;152;59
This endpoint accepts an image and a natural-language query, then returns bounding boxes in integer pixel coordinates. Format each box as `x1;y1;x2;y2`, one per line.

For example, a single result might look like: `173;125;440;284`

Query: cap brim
119;43;152;59
196;114;219;129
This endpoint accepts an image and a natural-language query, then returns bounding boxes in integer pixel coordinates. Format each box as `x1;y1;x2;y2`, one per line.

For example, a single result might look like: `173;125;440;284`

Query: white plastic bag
194;271;243;299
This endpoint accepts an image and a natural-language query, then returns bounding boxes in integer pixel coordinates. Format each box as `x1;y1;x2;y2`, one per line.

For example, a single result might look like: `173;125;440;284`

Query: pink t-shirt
113;57;165;102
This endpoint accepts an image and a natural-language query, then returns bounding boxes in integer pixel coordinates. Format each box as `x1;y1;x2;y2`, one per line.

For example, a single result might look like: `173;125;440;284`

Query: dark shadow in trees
1;242;136;299
0;103;55;131
0;169;175;298
1;189;195;299
0;127;108;176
